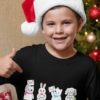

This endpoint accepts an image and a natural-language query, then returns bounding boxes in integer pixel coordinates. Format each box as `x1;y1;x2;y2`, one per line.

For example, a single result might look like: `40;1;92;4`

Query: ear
43;83;46;88
77;19;84;33
74;89;77;95
60;89;63;93
65;89;68;95
48;86;55;92
33;80;34;85
40;83;43;88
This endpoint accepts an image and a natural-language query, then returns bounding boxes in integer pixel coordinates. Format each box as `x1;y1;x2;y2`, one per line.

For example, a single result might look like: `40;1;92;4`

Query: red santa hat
21;0;86;36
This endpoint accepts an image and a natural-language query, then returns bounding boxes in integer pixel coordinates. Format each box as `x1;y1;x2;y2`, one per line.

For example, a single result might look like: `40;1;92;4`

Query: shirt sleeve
0;77;8;85
85;61;100;100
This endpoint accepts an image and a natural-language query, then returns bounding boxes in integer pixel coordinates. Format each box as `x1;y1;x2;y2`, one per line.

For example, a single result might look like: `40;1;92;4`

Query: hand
0;48;23;78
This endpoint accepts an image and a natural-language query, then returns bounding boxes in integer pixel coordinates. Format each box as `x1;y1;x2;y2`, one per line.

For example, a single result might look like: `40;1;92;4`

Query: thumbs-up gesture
0;48;23;78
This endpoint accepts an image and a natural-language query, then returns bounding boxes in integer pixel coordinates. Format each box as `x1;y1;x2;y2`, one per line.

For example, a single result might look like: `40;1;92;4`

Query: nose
55;25;63;34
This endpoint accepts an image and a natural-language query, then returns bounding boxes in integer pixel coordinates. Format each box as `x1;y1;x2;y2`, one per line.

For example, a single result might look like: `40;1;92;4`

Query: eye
47;22;55;26
46;21;55;26
64;21;71;25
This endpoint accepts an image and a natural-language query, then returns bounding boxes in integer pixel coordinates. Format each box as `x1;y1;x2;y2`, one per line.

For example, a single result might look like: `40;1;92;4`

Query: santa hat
21;0;86;36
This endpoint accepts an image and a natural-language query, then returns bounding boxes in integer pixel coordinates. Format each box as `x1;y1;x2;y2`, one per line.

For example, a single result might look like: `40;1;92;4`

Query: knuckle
0;72;7;77
4;70;9;75
5;74;10;78
8;60;13;65
6;65;12;71
0;70;13;78
7;63;13;69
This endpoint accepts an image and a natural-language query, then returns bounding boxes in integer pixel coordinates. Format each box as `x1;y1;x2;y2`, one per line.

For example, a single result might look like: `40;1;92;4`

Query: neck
45;44;77;59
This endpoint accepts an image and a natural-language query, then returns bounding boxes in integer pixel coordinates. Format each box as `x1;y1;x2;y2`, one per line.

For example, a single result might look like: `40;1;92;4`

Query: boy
0;0;100;99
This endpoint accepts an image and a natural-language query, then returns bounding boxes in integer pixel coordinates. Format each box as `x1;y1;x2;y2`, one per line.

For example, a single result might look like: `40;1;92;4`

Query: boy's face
42;6;83;52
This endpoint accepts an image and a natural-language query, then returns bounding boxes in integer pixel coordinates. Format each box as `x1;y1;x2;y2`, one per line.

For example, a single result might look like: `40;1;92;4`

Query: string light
96;19;99;22
84;31;88;36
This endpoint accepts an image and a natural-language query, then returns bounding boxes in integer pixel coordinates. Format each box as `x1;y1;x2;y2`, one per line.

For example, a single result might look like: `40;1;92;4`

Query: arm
86;63;100;100
0;83;18;100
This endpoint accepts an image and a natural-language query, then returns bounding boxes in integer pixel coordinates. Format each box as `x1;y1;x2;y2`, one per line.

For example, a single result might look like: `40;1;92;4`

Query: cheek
64;28;77;43
68;32;76;41
43;27;55;36
64;25;78;36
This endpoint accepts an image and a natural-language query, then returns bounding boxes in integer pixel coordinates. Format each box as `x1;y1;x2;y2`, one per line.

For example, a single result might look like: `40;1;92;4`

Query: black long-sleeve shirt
0;44;100;100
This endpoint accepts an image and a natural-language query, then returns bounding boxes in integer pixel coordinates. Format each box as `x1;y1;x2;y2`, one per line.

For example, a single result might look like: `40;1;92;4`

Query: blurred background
0;0;45;56
0;0;100;66
74;0;100;66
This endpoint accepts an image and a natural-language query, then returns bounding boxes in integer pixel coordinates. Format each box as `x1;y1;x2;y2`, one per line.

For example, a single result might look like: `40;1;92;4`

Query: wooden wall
0;0;44;56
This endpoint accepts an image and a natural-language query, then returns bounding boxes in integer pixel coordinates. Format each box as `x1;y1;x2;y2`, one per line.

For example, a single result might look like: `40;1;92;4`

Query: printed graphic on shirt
23;80;34;100
37;83;47;100
65;88;77;100
23;80;77;100
48;86;62;100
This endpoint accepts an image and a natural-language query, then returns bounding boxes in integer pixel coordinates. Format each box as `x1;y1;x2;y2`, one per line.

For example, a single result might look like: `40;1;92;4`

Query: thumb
7;48;16;58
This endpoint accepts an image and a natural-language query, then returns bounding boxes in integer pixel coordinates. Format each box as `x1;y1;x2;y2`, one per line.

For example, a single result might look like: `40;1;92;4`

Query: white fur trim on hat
21;0;86;36
21;21;39;36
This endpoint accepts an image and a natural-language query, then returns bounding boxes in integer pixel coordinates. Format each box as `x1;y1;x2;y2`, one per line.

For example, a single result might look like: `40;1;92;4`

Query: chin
53;45;68;51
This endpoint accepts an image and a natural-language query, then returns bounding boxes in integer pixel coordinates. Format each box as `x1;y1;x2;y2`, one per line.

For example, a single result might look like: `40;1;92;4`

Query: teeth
54;37;66;39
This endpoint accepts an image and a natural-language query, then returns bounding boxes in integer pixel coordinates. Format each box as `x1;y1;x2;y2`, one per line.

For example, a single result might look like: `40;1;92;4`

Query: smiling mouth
53;37;67;40
53;37;67;43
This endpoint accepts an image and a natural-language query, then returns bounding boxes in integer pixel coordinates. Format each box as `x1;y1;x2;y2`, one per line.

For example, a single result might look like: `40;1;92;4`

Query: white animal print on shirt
49;86;62;100
23;80;34;100
65;87;77;100
23;80;77;100
37;83;47;100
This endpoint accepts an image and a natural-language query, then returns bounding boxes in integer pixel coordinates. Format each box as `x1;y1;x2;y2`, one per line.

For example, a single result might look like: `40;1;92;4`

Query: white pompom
21;21;40;36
